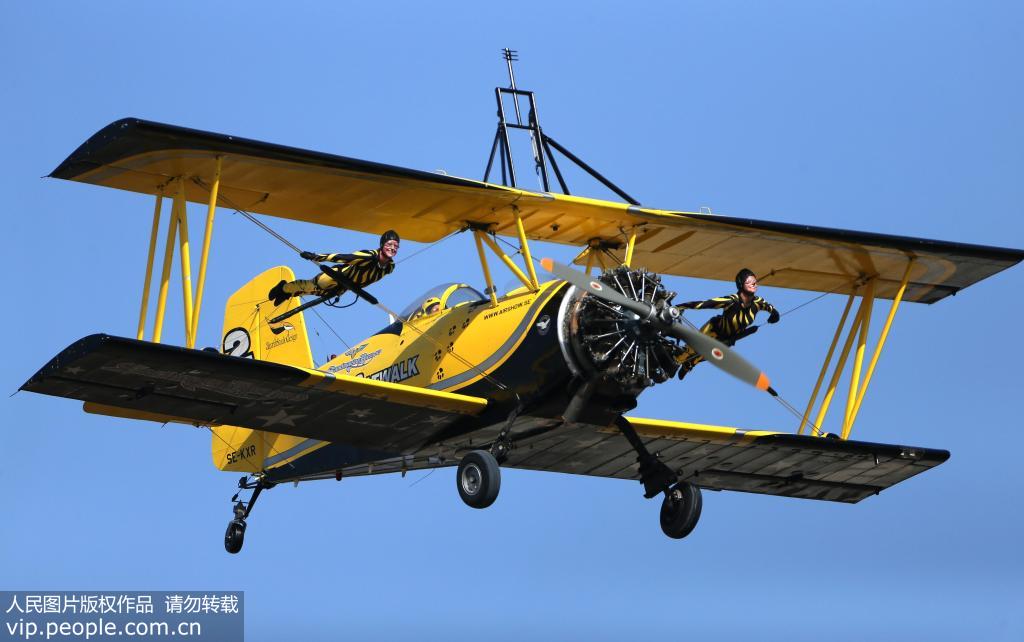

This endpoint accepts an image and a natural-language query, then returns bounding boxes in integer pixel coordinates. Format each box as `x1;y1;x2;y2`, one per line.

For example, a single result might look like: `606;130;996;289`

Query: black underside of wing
22;334;478;453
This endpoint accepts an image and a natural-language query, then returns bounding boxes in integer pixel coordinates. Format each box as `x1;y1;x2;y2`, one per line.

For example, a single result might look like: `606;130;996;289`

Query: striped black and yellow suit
283;249;395;297
674;293;777;377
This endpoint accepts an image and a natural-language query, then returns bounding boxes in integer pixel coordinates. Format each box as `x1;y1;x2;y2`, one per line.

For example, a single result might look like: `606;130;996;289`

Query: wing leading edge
53;119;1023;303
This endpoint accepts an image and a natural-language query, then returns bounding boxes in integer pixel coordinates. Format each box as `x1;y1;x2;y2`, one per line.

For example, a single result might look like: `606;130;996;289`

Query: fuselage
318;279;573;416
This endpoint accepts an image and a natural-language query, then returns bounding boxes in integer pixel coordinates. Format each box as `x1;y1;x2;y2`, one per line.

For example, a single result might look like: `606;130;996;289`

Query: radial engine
557;266;684;393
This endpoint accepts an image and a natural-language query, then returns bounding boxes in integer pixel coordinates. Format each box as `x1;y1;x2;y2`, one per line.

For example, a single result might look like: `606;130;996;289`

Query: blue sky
2;2;1022;640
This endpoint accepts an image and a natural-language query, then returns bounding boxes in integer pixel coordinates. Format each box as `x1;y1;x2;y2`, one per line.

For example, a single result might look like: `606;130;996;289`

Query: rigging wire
200;180;840;434
408;467;438;487
203;422;301;475
369;297;514;394
305;231;462;358
202;182;513;395
396;229;462;265
771;394;825;437
310;307;351;351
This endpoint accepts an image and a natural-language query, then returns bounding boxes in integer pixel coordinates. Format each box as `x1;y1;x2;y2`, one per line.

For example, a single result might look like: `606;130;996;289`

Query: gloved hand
768;309;780;324
300;251;320;261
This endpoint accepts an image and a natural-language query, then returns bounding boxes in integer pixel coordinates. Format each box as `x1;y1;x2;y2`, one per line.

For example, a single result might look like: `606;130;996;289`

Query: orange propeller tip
755;372;771;391
540;258;555;272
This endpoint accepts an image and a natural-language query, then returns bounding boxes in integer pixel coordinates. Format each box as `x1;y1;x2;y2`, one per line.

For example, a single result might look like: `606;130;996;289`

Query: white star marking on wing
350;408;374;419
420;414;450;427
255;409;306;428
64;366;84;375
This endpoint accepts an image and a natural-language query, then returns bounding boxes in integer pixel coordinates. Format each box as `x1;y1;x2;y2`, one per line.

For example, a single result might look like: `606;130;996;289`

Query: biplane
21;76;1023;554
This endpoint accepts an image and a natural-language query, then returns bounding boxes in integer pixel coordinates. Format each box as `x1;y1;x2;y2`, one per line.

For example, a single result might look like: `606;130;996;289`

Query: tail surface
212;266;322;472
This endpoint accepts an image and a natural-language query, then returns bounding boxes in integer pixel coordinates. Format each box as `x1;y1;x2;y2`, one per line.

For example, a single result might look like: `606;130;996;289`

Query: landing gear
659;482;702;539
614;416;677;498
223;476;269;554
614;416;704;539
457;450;501;509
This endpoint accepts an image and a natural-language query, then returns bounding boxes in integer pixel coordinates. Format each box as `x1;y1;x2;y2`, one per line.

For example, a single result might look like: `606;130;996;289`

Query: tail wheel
224;519;246;554
457;450;501;509
660;482;702;539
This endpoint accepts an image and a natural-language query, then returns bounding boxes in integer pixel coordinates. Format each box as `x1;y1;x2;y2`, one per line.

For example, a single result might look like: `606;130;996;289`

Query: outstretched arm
323;251;371;265
677;295;735;311
755;297;781;323
301;250;375;266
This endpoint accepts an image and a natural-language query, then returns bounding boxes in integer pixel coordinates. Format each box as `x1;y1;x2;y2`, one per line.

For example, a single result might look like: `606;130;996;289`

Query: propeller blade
540;257;772;392
665;321;771;392
540;258;652;318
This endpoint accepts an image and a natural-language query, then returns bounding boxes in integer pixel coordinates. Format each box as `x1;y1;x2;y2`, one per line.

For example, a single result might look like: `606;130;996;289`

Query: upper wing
21;334;487;454
502;416;949;503
55;119;1022;303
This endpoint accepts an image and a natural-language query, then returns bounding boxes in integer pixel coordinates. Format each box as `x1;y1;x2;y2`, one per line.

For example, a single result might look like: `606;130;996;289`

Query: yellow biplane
22;96;1023;553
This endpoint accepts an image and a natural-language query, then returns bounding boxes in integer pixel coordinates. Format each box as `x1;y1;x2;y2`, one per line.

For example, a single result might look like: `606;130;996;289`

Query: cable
203;422;301;475
370;297;514;394
771;393;825;437
324;293;359;309
396;229;464;265
199;179;513;395
309;307;351;351
408;467;438;487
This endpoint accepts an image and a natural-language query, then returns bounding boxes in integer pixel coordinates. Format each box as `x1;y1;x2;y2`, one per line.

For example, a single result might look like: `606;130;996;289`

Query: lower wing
501;416;949;503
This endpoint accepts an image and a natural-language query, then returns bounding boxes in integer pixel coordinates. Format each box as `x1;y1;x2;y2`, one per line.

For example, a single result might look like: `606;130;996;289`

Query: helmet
380;230;400;247
735;268;756;291
418;297;442;317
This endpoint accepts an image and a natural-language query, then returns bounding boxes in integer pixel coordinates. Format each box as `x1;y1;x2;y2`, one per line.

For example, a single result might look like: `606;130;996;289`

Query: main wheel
224;519;246;554
660;482;702;539
457;450;501;509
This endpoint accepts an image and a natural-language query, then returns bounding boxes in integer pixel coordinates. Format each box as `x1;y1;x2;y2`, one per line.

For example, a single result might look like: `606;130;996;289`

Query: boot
268;280;290;306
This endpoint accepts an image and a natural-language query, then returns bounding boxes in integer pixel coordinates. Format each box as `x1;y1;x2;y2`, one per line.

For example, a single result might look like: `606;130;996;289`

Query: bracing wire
408;467;438;487
197;178;513;395
192;179;305;255
370;297;514;394
310;307;351;351
771;394;825;437
198;180;838;434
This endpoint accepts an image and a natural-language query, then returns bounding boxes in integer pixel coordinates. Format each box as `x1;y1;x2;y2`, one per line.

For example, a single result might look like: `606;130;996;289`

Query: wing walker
22;52;1024;552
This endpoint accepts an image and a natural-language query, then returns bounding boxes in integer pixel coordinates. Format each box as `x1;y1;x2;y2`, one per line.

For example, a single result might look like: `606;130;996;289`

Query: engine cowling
557;266;682;393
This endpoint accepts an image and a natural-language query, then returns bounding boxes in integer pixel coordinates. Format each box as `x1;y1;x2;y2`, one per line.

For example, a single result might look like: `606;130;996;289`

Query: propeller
540;258;773;393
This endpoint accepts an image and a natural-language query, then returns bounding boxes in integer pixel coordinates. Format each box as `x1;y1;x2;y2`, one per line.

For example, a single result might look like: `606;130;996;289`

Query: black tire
224;519;246;554
456;450;501;509
660;482;702;539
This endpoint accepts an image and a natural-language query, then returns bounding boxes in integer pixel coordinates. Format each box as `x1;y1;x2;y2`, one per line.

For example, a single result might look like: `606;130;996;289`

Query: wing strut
797;261;914;439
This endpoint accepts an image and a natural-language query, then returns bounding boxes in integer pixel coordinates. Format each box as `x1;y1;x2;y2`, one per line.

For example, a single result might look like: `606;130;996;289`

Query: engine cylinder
557;266;682;392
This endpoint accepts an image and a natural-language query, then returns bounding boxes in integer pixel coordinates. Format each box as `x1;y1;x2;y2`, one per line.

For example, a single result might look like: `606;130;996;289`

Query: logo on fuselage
268;322;294;336
361;355;421;383
344;343;369;357
265;333;297;351
535;314;551;335
328;349;383;374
